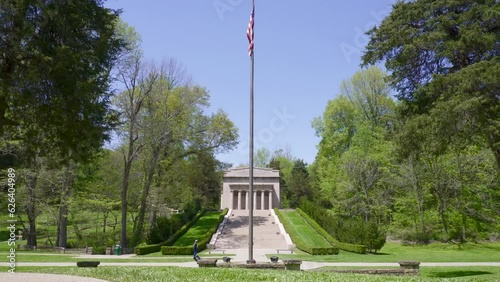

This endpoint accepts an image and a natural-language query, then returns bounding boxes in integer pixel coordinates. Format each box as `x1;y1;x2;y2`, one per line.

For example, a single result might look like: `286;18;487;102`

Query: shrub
296;208;339;254
147;217;172;245
274;209;336;255
299;200;368;254
134;209;206;255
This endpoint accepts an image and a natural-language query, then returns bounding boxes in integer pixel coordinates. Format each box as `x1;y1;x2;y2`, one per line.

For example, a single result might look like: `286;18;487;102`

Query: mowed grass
173;211;224;246
8;266;500;281
272;241;500;263
280;210;332;248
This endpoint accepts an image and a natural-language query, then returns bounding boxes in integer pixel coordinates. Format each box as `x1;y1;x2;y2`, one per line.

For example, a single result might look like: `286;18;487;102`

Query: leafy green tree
286;159;314;208
0;0;123;162
363;0;500;171
313;66;395;215
254;147;271;168
269;148;294;208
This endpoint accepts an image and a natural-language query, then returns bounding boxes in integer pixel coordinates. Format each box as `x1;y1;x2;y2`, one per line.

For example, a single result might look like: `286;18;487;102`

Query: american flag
247;4;254;56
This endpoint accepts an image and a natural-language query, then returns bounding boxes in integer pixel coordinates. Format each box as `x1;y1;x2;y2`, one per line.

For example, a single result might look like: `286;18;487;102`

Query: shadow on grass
428;270;492;278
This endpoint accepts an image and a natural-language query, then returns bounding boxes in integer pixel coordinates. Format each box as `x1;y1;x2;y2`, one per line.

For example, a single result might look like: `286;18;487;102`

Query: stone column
229;190;234;210
254;191;257;210
269;190;273;209
237;190;241;210
261;191;265;210
246;190;250;210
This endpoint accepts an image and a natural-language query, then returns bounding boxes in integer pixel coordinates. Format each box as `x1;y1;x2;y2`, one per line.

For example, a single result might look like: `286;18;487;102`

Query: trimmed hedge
135;209;206;255
161;245;192;255
134;244;161;255
275;209;336;255
162;209;228;256
296;208;340;255
299;201;367;254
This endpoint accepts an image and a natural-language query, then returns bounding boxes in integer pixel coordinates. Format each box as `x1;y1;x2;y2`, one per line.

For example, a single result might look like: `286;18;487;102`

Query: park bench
276;249;293;254
208;249;226;254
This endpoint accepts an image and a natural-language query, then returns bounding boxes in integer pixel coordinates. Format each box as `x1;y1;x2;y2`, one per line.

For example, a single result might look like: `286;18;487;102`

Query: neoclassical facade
220;167;280;210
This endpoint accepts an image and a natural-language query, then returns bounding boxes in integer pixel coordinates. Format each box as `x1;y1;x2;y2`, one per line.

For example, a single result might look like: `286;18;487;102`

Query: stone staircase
215;210;289;249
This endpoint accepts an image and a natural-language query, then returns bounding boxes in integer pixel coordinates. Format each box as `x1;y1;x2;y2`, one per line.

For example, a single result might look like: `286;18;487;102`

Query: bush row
296;208;340;255
274;208;335;255
299;200;368;254
135;209;206;255
161;209;228;255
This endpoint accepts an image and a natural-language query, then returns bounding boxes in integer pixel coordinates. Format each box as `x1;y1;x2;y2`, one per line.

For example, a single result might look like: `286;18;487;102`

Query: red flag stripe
247;5;254;56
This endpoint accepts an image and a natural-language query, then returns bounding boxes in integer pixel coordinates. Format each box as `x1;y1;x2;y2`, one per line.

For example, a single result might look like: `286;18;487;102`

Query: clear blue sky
105;0;394;166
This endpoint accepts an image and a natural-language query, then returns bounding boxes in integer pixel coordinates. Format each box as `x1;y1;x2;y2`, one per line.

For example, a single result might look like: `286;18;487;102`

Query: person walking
193;239;200;261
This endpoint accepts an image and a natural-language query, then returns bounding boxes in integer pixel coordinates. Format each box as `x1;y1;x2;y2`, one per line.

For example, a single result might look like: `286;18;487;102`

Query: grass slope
280;210;332;248
173;211;224;246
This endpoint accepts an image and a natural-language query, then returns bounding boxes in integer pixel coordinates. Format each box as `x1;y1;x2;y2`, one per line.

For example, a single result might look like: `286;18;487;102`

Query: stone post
261;191;265;210
237;190;242;210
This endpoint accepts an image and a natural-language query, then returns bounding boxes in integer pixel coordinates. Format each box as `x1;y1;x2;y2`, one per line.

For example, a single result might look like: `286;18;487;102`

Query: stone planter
77;261;100;267
398;260;420;270
197;259;218;267
282;259;302;271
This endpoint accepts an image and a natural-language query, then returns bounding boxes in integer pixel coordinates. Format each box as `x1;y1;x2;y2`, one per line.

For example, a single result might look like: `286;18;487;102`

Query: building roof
224;167;279;178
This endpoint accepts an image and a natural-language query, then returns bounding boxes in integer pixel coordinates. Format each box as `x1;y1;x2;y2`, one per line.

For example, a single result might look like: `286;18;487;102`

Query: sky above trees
104;0;395;166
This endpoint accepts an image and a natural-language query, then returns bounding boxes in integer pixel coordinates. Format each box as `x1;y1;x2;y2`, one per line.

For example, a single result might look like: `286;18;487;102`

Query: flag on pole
247;4;255;56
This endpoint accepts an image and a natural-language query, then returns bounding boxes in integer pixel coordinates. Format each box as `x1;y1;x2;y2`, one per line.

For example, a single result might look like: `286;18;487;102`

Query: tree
0;0;123;162
0;0;125;248
362;0;500;171
115;58;158;248
286;159;314;208
254;147;271;168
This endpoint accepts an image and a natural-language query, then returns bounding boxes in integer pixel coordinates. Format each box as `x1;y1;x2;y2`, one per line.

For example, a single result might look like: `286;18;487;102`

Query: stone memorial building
220;167;280;210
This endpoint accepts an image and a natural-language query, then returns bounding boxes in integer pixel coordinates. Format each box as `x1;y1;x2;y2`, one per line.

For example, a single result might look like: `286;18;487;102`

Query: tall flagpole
247;0;255;263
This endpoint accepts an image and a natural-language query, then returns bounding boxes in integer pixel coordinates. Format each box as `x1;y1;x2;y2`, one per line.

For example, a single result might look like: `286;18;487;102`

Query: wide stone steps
215;210;288;249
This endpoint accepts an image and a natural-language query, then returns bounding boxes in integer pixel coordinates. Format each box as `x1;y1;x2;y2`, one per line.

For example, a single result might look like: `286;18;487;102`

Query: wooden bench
208;249;226;254
276;249;293;254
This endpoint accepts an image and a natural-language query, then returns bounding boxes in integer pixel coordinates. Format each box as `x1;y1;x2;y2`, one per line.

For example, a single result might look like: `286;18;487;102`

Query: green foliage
0;0;124;162
162;209;227;255
285;159;314;208
363;0;500;170
275;209;336;255
146;217;172;245
135;209;205;255
161;246;193;255
173;210;227;247
135;244;161;256
254;147;271;168
299;201;367;254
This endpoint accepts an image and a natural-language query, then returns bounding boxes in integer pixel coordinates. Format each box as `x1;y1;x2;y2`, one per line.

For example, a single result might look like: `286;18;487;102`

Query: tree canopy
362;0;500;170
0;0;124;162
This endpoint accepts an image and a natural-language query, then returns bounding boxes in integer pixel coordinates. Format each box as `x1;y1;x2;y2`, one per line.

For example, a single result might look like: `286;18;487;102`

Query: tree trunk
132;147;160;245
488;133;500;173
57;164;74;248
120;158;132;249
26;171;38;247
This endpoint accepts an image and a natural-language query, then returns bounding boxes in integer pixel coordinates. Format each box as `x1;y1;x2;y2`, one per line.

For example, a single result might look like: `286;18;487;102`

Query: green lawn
272;241;500;262
173;211;224;246
5;241;500;264
6;266;500;281
279;210;332;248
